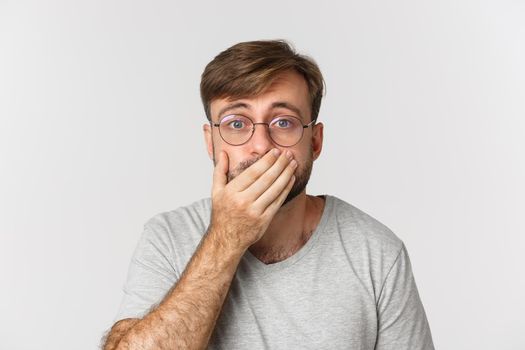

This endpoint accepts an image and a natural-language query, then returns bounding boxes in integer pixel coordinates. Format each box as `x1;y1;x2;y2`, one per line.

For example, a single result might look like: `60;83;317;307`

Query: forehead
209;70;311;121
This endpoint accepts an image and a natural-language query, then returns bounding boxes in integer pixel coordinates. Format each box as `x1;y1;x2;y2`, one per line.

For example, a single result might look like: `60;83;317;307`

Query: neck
248;191;325;264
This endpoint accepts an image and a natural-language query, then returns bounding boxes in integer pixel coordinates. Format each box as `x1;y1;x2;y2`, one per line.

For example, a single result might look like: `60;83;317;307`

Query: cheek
294;150;314;173
290;143;311;163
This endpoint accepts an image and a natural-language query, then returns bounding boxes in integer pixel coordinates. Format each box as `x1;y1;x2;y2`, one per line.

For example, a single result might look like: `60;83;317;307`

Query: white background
1;0;524;349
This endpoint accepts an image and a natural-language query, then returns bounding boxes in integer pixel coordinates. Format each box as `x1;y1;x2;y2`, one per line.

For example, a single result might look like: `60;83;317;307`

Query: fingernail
286;150;293;160
273;148;281;156
291;159;297;168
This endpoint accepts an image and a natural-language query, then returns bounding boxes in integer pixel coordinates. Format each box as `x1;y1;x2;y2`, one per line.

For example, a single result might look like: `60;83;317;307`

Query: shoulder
145;197;212;235
129;198;212;277
323;195;410;295
329;195;402;247
326;194;404;266
135;197;212;257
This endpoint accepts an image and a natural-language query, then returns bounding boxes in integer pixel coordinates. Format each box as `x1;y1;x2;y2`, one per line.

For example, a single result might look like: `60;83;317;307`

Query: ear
203;123;214;161
311;122;324;161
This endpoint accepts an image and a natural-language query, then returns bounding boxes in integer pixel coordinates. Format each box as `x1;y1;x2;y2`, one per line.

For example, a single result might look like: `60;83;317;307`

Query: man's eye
272;117;295;129
278;120;289;128
229;120;245;129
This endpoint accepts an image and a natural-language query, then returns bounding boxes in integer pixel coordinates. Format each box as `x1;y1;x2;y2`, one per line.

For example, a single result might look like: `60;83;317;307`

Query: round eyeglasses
211;114;316;147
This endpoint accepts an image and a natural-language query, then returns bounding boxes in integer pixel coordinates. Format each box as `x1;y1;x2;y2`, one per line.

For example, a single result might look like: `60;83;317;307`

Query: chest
209;265;378;350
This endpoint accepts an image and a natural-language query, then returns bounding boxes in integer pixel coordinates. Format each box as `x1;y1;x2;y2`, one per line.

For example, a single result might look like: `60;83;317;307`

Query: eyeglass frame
210;114;317;147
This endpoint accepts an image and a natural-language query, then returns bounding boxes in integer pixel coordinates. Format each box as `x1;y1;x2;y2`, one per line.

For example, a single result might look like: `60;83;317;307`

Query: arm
102;148;296;350
375;244;434;350
104;225;245;350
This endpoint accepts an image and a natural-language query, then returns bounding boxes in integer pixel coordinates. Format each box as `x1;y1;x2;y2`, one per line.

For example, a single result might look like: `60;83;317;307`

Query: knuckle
258;157;275;171
242;167;259;182
246;206;261;219
264;167;281;180
233;196;248;209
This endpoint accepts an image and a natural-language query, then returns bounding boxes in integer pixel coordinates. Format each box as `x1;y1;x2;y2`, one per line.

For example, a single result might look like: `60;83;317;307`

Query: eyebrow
216;101;305;120
271;102;304;120
217;102;250;119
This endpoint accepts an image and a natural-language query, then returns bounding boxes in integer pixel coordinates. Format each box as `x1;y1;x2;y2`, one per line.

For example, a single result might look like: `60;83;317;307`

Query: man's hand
210;148;297;250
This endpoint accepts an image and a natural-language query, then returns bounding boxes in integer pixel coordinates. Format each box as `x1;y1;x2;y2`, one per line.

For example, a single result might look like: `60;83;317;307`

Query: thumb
212;151;229;193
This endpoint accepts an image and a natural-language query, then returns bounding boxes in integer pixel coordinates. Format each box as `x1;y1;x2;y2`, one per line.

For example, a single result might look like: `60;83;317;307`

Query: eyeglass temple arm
303;119;317;128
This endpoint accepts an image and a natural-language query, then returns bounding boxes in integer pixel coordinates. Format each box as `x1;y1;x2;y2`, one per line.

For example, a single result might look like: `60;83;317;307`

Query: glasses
211;114;316;147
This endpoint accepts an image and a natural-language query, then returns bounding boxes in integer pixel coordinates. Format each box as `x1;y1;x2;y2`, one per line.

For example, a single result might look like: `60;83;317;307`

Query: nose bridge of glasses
252;121;270;130
250;121;273;141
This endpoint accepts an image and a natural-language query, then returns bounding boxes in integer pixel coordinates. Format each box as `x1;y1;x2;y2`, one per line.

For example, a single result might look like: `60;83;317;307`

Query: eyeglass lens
219;115;304;146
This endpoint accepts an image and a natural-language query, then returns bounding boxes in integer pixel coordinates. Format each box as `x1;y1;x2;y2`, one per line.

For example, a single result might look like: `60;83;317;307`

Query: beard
216;148;314;207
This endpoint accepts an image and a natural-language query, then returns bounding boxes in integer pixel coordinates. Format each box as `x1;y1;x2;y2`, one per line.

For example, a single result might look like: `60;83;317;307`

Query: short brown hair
200;39;325;122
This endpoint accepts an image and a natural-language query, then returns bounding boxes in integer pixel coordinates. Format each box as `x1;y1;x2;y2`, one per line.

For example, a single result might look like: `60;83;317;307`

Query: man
102;40;434;350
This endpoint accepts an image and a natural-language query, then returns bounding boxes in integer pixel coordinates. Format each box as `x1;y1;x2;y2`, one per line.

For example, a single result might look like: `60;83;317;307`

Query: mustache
227;156;263;182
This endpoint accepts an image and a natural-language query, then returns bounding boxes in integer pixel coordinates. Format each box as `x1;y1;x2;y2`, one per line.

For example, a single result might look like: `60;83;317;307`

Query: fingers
252;157;297;210
263;172;296;215
229;148;281;192
212;151;228;195
244;150;296;201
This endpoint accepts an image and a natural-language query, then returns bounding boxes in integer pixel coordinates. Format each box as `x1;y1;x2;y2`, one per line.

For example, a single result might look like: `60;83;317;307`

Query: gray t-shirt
115;195;434;349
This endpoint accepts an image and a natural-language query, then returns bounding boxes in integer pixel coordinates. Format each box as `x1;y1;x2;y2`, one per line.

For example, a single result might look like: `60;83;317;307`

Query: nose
249;123;275;156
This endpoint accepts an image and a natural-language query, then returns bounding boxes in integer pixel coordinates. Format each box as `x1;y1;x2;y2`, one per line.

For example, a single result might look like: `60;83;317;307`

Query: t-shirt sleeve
113;221;180;322
375;244;435;350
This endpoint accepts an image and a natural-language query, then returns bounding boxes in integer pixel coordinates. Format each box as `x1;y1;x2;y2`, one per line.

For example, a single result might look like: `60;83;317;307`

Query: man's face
203;69;324;205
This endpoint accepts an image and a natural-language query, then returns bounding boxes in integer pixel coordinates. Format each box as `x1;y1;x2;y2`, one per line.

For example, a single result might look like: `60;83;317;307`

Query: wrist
206;225;248;259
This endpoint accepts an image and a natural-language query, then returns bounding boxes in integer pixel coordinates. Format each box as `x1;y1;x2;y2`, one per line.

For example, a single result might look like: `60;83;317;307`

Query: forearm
115;228;245;350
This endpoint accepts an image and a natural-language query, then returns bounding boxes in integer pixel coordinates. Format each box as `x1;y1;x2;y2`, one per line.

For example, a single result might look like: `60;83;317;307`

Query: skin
203;69;325;262
101;69;325;349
